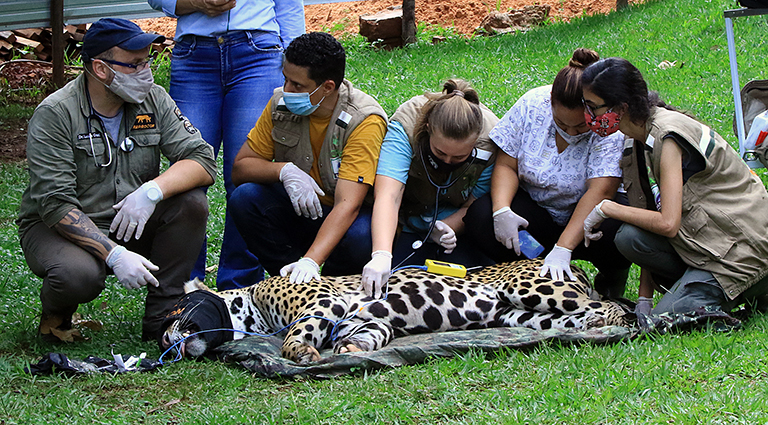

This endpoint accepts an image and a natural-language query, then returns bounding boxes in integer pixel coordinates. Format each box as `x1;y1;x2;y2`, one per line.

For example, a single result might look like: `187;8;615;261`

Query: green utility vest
269;79;387;197
621;107;768;299
391;95;499;220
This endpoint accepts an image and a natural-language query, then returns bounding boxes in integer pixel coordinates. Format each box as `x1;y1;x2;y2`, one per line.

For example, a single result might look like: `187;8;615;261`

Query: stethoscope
84;80;136;168
394;142;478;269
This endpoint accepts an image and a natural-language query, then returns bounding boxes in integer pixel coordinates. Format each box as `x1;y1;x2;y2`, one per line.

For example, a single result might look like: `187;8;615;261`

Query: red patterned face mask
584;108;622;137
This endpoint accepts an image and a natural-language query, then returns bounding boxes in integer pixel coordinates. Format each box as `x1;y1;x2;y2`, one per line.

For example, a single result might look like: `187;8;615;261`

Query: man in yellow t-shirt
230;32;387;284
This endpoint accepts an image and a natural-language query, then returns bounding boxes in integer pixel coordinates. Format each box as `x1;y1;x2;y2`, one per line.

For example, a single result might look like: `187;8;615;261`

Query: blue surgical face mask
283;85;325;116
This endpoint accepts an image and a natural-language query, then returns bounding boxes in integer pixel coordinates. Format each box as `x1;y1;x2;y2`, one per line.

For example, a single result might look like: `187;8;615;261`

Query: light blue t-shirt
377;121;494;233
148;0;305;46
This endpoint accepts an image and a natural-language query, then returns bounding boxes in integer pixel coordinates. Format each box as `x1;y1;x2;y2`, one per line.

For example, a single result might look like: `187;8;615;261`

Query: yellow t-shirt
245;103;387;206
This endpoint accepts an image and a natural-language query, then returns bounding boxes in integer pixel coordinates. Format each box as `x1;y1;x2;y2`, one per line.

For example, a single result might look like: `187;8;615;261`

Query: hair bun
569;47;600;69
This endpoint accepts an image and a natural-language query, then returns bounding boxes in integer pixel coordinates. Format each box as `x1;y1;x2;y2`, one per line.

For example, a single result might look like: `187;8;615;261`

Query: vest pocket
272;127;300;147
678;205;736;264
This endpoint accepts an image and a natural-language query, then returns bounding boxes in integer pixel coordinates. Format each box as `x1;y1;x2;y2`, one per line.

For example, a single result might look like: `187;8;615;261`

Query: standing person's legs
170;32;283;290
21;223;106;335
214;31;284;289
464;191;561;263
123;190;209;341
170;35;224;283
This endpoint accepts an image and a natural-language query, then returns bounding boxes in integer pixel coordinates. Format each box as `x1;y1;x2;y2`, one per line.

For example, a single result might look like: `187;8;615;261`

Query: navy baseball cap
81;18;165;62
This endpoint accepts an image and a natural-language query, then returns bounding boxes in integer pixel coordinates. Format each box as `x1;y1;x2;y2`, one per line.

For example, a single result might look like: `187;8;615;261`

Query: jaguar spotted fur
160;259;633;364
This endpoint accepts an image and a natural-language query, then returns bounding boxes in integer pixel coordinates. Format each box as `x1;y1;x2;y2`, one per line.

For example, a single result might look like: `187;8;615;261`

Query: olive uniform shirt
17;74;216;239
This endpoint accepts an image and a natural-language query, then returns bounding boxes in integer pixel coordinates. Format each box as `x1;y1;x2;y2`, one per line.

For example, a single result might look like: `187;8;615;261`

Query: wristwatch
145;182;163;203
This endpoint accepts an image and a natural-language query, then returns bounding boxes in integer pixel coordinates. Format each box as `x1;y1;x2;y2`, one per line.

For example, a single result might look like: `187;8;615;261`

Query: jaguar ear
184;278;213;294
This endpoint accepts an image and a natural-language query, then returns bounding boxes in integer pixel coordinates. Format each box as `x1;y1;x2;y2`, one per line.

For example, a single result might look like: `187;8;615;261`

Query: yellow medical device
425;259;467;278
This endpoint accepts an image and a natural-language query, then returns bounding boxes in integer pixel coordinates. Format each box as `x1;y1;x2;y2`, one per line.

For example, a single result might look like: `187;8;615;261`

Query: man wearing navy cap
17;18;217;342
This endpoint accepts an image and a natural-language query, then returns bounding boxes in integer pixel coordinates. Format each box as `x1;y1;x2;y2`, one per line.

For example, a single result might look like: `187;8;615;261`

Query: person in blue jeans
148;0;304;290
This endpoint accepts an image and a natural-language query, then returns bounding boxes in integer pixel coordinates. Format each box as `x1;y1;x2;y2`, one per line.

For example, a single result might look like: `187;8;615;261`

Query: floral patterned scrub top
489;85;624;226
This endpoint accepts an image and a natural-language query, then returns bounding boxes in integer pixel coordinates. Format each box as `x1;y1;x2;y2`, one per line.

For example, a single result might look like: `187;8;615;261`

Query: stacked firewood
0;25;173;63
0;25;84;62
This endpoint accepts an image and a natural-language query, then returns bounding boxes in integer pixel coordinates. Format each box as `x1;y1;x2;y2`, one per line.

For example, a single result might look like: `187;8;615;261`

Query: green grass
4;0;768;422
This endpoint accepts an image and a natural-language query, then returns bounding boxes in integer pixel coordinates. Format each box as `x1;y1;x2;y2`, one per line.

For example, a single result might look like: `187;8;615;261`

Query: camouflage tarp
215;306;744;379
23;307;744;377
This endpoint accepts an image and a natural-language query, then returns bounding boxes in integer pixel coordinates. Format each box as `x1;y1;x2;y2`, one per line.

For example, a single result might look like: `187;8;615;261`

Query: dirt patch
135;0;638;39
0;118;28;163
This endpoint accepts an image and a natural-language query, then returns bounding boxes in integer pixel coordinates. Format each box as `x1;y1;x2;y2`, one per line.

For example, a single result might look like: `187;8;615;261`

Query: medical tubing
160;265;431;366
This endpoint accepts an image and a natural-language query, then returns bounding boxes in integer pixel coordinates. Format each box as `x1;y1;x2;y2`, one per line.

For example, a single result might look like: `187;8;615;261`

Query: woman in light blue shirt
147;0;304;290
360;80;499;297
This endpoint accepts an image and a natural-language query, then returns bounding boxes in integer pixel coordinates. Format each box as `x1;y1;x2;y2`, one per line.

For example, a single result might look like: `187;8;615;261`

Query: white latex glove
361;250;392;298
539;245;575;281
583;199;609;248
429;220;457;254
635;296;653;315
280;257;321;283
105;245;159;290
110;181;163;242
493;207;530;256
279;163;325;220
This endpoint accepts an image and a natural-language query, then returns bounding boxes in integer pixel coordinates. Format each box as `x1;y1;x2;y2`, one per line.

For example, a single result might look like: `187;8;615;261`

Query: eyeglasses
582;98;608;119
97;56;155;71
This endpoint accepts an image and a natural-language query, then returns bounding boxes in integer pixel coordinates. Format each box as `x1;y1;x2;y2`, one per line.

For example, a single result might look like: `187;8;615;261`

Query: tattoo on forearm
54;210;115;259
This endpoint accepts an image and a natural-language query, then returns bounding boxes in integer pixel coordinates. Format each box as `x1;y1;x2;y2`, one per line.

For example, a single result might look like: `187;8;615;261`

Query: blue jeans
170;30;284;289
229;182;373;277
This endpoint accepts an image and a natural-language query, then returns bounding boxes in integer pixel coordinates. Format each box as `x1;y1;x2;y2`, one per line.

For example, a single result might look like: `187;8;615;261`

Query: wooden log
13;36;44;52
359;6;403;48
13;28;43;40
0;31;17;44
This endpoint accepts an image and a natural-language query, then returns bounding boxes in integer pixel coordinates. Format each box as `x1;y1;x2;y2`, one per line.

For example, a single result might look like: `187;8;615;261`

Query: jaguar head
158;279;234;359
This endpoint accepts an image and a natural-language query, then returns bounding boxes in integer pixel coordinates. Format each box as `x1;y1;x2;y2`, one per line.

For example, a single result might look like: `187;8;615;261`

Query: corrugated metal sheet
0;0;366;31
0;0;162;30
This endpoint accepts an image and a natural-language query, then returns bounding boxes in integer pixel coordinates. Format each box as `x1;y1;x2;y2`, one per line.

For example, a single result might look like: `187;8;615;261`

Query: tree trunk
402;0;416;45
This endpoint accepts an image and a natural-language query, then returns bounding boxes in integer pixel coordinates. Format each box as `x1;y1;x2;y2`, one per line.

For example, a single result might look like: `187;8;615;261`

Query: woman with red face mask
581;57;768;315
464;48;631;301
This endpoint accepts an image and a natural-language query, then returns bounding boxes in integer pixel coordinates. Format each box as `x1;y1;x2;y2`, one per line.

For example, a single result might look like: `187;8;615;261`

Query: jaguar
160;259;633;364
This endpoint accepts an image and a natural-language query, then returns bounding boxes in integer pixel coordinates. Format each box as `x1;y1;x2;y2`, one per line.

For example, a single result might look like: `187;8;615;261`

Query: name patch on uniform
336;111;352;128
77;133;102;140
132;114;157;130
